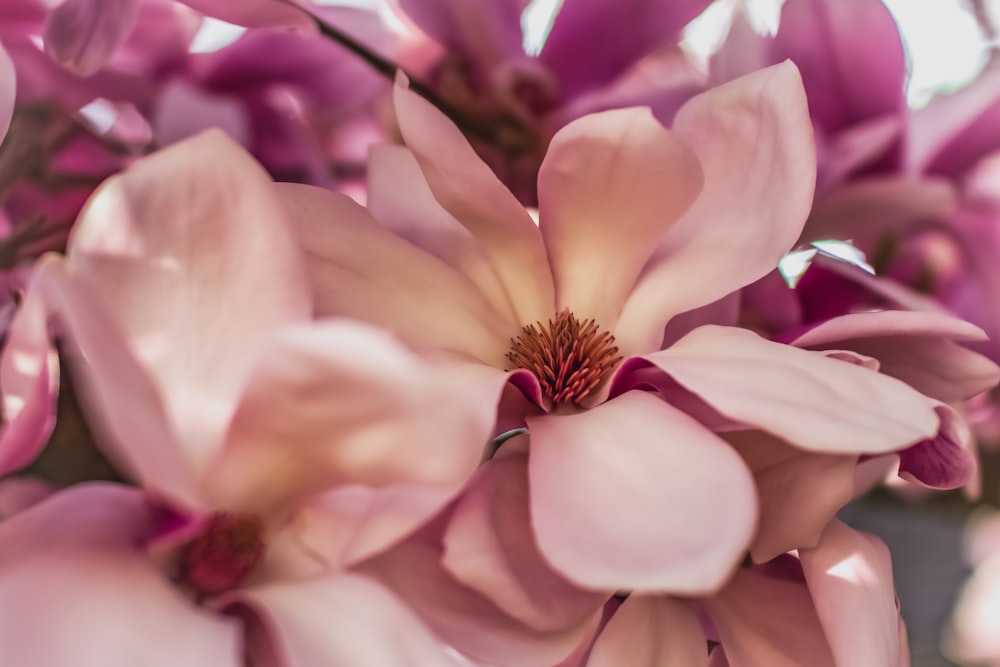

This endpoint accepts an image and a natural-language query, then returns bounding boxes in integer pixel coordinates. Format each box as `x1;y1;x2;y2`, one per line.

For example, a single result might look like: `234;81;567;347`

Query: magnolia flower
278;62;943;599
0;130;499;664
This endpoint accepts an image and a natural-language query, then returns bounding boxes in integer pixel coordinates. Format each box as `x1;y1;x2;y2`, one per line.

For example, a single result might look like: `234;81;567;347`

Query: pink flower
0;130;499;664
0;482;465;666
281;61;943;597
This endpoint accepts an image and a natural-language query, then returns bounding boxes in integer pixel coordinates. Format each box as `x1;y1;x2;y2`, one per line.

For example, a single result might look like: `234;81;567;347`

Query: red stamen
506;309;622;406
178;512;264;597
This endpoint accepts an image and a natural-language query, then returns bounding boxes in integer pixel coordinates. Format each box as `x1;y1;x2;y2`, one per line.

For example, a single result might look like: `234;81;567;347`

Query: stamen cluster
178;512;265;597
506;309;622;406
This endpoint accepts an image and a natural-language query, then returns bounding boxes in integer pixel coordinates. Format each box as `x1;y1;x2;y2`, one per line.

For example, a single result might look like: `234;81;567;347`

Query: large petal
230;573;461;667
206;320;499;519
442;446;606;631
586;595;709;667
615;63;816;354
43;0;139;76
0;279;58;476
279;181;514;366
539;0;712;98
66;130;311;473
703;567;836;667
15;257;201;507
537;106;703;326
799;520;904;667
0;484;241;667
773;0;906;134
527;390;757;593
633;325;940;454
397;0;526;71
393;80;555;324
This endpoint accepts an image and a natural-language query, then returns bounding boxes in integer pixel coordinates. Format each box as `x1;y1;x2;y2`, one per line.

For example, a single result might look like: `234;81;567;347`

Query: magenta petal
0;484;242;667
587;595;709;667
178;0;314;31
615;63;816;354
538;106;703;327
442;448;605;631
640;325;940;454
43;0;139;76
539;0;712;98
773;0;905;134
0;282;58;476
804;176;957;248
207;321;496;517
816;113;902;189
799;520;905;667
231;573;460;667
397;0;526;70
898;404;975;490
393;79;555;324
0;42;13;141
527;390;756;593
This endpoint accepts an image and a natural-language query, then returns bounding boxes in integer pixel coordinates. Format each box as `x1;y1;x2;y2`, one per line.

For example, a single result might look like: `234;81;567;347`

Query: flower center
178;512;265;597
506;309;622;407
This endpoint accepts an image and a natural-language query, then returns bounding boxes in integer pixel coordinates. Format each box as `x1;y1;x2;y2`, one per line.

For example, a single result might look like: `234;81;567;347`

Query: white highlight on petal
881;0;987;107
189;17;247;54
78;98;118;135
811;239;875;274
778;240;873;287
521;0;564;56
681;0;735;65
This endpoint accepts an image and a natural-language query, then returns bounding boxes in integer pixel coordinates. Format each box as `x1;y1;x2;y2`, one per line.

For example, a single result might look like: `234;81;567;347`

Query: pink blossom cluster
1;0;1000;665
